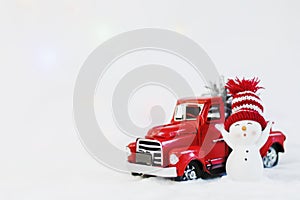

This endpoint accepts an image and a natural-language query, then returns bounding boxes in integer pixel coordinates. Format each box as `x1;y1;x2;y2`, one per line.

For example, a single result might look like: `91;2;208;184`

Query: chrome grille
137;139;162;166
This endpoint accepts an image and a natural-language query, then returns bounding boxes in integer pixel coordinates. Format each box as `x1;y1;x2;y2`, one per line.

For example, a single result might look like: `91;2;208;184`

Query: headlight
169;153;179;165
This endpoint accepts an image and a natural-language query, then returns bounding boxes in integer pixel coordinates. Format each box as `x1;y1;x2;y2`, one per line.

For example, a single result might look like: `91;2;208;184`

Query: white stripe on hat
232;104;263;115
236;91;256;95
232;95;263;105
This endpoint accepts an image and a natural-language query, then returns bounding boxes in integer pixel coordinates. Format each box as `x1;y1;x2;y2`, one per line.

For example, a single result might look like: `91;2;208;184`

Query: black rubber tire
263;145;279;168
175;161;203;181
131;172;143;176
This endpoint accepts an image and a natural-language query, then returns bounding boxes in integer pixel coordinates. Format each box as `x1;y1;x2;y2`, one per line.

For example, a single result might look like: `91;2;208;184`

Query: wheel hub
263;147;278;168
184;164;198;180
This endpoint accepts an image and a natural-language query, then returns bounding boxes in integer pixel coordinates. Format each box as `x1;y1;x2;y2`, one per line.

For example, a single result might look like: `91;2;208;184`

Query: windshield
174;103;204;121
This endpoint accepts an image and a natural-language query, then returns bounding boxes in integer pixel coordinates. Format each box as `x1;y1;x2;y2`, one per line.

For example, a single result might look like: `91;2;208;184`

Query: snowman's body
216;120;272;181
226;144;264;181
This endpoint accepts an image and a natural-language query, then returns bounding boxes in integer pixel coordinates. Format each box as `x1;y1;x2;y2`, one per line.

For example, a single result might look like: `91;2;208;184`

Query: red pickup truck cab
127;96;286;181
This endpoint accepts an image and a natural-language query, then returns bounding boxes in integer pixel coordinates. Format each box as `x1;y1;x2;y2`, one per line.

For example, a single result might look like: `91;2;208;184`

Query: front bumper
127;162;177;177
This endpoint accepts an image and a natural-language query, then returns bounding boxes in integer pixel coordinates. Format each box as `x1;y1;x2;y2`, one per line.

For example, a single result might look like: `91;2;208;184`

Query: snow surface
2;143;297;200
1;0;300;200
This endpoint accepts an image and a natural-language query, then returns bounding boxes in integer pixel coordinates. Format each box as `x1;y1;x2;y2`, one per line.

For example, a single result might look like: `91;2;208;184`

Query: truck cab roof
176;96;223;105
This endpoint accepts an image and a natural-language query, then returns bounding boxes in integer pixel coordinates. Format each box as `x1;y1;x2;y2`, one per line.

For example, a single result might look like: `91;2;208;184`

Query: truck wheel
263;146;279;168
175;161;202;181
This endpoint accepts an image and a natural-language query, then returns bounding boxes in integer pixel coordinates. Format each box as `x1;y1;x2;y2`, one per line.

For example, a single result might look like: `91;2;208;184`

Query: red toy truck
126;96;286;181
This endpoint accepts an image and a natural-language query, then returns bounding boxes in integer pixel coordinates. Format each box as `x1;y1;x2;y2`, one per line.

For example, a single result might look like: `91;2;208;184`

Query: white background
1;0;300;199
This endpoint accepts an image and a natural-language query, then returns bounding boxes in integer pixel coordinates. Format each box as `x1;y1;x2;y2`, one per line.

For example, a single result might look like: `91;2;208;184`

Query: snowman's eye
234;123;240;126
247;122;253;125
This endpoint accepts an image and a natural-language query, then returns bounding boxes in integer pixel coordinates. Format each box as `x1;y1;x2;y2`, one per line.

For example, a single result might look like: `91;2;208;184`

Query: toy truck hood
145;121;197;140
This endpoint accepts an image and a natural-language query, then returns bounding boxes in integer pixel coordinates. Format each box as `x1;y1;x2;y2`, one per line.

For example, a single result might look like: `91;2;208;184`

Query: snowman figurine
215;77;273;181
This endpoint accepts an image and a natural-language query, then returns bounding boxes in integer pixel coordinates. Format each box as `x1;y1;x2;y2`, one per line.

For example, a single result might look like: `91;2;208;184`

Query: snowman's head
229;120;262;145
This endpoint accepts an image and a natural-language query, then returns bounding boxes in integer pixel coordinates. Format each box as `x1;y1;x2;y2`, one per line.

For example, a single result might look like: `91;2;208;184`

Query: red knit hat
224;77;267;131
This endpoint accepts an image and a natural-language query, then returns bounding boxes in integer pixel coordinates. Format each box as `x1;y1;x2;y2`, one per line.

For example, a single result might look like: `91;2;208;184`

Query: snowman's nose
242;126;247;131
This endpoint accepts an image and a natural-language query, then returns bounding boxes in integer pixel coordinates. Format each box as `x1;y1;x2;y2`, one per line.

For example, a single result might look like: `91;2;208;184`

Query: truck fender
169;147;204;177
260;131;286;157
